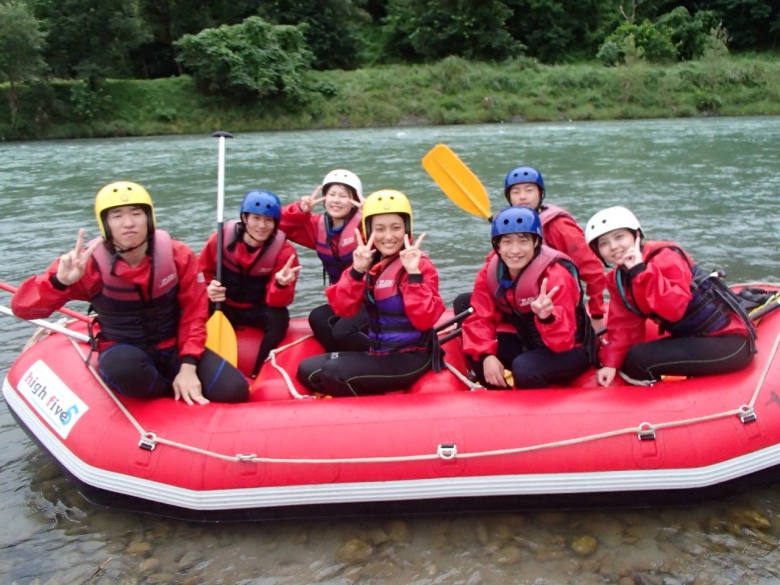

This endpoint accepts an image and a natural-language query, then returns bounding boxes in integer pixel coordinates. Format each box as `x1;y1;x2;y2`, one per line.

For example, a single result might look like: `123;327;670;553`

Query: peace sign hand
57;229;101;286
300;185;326;214
530;277;559;320
351;229;374;274
622;236;643;270
275;255;302;286
346;189;365;210
399;233;426;275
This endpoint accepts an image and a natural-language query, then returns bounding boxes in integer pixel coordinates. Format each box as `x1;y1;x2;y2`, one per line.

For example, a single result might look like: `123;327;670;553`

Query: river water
2;118;780;584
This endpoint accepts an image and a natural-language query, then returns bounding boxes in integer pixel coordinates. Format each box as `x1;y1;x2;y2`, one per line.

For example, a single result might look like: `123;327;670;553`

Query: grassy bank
2;55;780;140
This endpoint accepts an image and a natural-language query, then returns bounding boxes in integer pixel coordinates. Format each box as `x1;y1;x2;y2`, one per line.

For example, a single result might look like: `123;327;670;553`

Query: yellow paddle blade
206;310;238;367
422;144;492;220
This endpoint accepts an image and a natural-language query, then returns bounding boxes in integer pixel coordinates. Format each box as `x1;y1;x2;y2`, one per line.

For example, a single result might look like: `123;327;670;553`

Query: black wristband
628;263;647;278
50;273;69;291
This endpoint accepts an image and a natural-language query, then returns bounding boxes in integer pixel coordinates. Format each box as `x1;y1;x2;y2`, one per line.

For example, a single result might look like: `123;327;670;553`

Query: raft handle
738;405;757;424
236;454;257;461
139;432;157;451
437;444;458;459
637;423;656;441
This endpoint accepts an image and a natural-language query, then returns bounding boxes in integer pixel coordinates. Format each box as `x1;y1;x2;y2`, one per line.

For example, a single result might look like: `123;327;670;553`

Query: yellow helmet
94;181;156;239
361;189;413;239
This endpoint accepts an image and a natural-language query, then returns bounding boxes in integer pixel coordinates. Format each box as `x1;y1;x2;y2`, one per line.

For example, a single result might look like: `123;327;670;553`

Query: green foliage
382;0;523;62
174;16;313;102
599;19;676;64
596;40;621;66
708;0;777;50
0;1;47;85
4;56;780;140
0;1;47;126
503;0;607;63
70;81;112;120
701;24;730;62
259;0;368;70
655;7;720;61
35;0;149;85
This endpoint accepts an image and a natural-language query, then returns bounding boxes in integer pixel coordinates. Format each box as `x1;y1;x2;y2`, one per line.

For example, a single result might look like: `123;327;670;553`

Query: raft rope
42;316;777;465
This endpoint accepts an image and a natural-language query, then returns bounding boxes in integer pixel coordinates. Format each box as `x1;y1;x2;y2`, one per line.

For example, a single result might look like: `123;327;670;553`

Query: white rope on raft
50;324;776;465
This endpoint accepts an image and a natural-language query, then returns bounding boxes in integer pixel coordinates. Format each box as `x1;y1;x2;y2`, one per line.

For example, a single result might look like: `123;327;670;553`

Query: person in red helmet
12;181;249;405
199;190;300;379
585;206;756;387
280;169;369;353
463;206;595;390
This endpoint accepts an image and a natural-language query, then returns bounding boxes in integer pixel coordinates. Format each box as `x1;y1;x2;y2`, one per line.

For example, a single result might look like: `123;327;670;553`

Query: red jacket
198;231;298;309
325;256;445;332
463;259;582;360
279;201;321;250
12;239;208;361
599;244;749;369
544;214;607;317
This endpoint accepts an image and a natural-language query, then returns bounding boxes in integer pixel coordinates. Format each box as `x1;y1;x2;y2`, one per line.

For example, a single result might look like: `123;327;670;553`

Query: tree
655;6;720;60
174;16;313;102
34;0;149;87
134;0;261;78
597;19;676;64
259;0;368;70
382;0;522;62
0;1;47;124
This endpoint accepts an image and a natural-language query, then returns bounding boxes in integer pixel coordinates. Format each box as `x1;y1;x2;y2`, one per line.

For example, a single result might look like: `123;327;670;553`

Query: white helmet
585;206;643;250
322;169;362;201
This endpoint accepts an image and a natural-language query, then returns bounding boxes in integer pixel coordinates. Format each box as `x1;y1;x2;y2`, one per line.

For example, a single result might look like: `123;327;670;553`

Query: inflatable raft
4;286;780;521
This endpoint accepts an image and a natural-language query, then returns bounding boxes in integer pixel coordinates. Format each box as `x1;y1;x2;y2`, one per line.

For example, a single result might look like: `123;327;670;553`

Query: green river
1;118;780;584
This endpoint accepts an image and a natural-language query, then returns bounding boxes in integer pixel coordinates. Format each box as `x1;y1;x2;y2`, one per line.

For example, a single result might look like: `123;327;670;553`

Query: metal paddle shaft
212;130;233;306
205;131;238;366
0;305;90;343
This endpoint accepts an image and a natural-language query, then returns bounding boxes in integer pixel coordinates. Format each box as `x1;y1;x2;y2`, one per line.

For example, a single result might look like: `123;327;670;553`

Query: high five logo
18;360;89;439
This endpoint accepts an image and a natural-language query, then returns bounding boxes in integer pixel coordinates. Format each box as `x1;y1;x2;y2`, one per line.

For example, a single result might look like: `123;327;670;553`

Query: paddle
205;131;238;366
0;304;90;342
422;144;492;221
749;292;780;321
0;281;90;323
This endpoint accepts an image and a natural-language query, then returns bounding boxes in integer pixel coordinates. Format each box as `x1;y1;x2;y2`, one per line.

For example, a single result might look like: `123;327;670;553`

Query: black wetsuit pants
307;303;369;352
296;349;432;397
98;345;248;403
619;334;754;383
470;332;591;390
223;304;290;376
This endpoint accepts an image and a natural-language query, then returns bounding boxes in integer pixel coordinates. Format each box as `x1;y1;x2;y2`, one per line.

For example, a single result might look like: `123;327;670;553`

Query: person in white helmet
585;206;756;387
280;169;369;352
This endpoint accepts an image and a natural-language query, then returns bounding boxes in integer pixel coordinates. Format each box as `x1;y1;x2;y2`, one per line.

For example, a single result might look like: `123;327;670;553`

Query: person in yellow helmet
296;190;446;397
12;181;249;405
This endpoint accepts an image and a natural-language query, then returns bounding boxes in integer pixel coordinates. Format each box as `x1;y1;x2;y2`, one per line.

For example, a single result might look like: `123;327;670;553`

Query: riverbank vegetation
1;0;779;140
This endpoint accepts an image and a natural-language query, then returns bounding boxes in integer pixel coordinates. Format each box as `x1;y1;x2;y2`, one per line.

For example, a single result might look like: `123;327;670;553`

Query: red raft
4;287;780;521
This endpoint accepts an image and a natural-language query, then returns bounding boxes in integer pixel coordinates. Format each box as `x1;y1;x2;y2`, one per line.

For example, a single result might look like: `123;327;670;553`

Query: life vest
220;220;286;306
364;254;429;354
88;230;180;348
615;241;757;350
315;211;362;285
486;245;594;357
538;203;574;227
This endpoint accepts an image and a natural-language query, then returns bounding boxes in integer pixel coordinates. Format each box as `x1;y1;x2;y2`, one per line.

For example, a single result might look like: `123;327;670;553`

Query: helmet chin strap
113;240;148;255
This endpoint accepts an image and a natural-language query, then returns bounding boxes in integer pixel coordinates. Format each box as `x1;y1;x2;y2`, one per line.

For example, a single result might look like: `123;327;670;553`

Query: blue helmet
503;166;545;203
240;190;281;220
491;206;543;249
